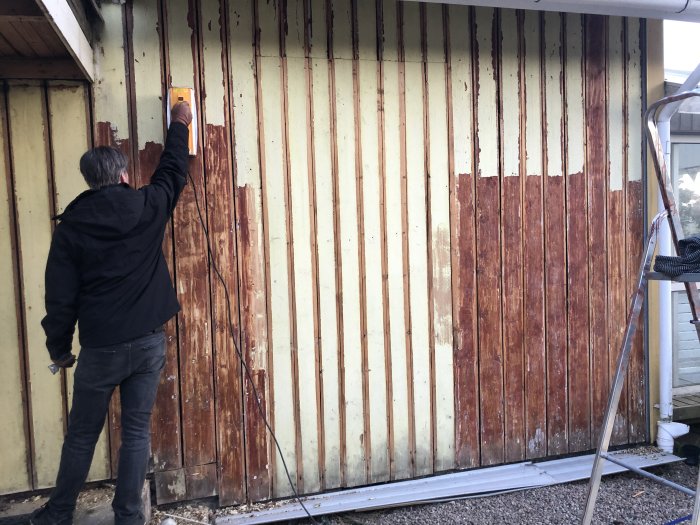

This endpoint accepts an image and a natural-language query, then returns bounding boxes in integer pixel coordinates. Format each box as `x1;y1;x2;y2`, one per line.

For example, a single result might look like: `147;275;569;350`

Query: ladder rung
647;271;700;282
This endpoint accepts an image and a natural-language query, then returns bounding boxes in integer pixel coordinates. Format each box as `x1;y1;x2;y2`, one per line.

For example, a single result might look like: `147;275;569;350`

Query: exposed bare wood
0;58;83;79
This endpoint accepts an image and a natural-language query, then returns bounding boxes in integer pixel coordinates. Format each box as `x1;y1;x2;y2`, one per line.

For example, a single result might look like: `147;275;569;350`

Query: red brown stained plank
245;369;269;501
278;1;305;492
397;1;417;478
522;13;546;461
564;15;591;454
584;14;609;445
164;0;217;469
445;6;480;469
500;11;525;463
1;83;35;488
543;13;568;456
474;8;504;467
376;0;395;482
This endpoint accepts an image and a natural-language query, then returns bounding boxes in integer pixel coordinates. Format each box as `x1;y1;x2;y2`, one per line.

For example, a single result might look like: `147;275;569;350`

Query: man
31;102;193;525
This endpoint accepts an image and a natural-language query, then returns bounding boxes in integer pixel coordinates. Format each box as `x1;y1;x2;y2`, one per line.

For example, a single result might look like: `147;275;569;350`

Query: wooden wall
1;0;647;506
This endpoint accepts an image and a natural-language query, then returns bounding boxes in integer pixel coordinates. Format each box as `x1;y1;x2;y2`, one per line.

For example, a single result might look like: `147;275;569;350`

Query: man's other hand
53;353;76;368
171;101;193;127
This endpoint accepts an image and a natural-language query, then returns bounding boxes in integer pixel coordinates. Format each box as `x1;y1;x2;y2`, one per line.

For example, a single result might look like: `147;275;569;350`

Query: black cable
186;172;318;524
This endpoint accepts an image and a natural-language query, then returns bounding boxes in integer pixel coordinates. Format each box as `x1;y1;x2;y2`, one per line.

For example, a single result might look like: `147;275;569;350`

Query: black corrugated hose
654;235;700;277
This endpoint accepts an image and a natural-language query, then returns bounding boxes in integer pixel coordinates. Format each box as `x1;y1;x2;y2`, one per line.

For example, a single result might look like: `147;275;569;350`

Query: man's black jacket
42;123;189;361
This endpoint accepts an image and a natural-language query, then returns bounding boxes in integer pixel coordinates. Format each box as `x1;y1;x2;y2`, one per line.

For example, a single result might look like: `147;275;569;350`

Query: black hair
79;146;127;189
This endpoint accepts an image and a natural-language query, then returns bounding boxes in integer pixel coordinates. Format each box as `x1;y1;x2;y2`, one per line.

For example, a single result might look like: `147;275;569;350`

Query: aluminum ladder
581;90;700;525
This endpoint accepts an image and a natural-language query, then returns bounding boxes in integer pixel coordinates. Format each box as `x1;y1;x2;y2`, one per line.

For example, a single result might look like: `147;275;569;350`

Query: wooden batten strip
564;12;591;453
522;9;546;460
473;6;504;466
499;7;525;463
0;83;32;494
542;11;569;456
584;14;609;447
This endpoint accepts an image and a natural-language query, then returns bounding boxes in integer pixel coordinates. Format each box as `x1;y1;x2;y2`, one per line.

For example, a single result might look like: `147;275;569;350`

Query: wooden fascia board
34;0;94;82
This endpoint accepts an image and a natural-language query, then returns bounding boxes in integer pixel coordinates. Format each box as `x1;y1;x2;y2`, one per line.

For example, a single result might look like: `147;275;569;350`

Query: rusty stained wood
625;17;646;443
0;83;31;494
473;6;504;467
606;15;629;447
584;14;610;446
425;3;455;473
446;3;479;469
198;0;246;504
522;9;546;461
542;12;568;456
256;0;300;497
46;81;111;482
402;1;433;477
381;0;412;481
164;0;216;471
308;0;343;491
128;0;182;474
498;8;525;464
564;12;591;453
228;0;272;503
7;82;65;489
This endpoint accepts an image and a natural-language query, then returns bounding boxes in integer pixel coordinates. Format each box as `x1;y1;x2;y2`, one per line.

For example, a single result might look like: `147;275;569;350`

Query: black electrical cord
187;172;318;524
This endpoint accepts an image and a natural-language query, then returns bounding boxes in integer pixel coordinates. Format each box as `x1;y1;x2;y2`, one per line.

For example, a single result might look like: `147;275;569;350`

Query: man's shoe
29;504;72;525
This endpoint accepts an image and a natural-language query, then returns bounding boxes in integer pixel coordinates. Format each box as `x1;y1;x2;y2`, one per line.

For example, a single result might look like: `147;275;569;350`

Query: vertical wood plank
329;0;367;487
584;14;609;445
357;0;390;484
229;0;272;502
626;17;646;443
8;83;65;489
542;12;568;456
565;13;591;452
474;6;504;466
499;8;525;463
257;0;298;496
47;82;111;482
606;15;628;446
382;0;412;481
199;0;246;503
308;0;342;490
403;1;433;477
285;0;321;493
165;0;217;470
522;10;546;460
128;0;183;475
425;3;455;472
0;84;31;494
93;3;133;470
447;3;479;469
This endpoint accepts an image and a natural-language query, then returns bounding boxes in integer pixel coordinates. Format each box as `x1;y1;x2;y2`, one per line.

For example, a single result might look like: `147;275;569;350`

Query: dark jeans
47;330;166;525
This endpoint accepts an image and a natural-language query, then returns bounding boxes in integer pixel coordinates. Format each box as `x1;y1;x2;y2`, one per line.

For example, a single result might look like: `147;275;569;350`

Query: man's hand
52;353;76;369
171;101;192;127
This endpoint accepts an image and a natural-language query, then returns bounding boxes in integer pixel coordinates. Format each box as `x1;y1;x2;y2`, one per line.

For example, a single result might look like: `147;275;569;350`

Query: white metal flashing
216;450;682;525
34;0;94;81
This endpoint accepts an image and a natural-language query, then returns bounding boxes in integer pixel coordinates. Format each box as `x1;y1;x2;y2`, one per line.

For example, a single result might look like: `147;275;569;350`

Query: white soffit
409;0;700;22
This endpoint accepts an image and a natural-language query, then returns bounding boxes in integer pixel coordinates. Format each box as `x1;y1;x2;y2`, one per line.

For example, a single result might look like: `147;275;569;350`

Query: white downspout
657;64;700;423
